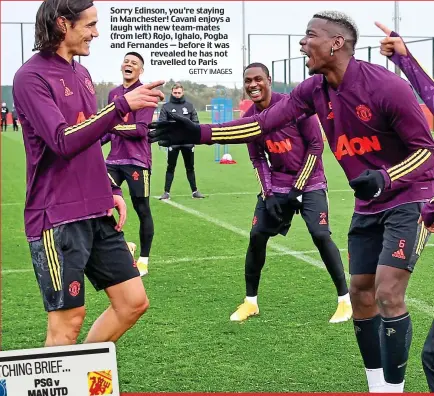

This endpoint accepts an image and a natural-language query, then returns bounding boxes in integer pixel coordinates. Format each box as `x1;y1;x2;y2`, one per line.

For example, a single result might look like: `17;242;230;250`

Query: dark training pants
165;146;197;193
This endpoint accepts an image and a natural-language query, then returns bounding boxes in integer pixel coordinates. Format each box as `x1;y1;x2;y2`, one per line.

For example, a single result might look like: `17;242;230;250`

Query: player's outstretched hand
108;194;127;232
148;113;201;147
265;195;283;222
375;21;407;57
349;169;385;201
124;80;165;111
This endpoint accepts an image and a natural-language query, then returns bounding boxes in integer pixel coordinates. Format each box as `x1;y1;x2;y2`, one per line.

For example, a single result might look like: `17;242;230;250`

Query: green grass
2;125;434;393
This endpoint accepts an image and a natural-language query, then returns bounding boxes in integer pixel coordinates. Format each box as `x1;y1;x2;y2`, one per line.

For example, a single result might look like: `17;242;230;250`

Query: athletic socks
380;312;412;387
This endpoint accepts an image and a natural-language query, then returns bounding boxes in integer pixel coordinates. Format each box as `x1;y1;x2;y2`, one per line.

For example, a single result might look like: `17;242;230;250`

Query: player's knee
349;280;375;308
132;198;151;219
310;230;331;245
123;293;149;323
350;287;375;309
47;307;85;345
138;204;150;219
249;230;269;248
375;283;404;311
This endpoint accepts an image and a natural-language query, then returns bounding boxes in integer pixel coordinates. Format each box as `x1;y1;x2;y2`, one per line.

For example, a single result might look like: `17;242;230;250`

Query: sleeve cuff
379;168;392;190
112;185;123;197
388;31;409;66
200;125;212;144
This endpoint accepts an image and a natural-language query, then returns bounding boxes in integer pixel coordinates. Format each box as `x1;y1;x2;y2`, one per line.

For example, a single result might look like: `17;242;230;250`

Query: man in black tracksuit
12;105;19;131
1;102;9;132
159;83;205;200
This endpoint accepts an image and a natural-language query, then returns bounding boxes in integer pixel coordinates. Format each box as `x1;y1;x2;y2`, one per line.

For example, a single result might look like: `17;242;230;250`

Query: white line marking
3;251;320;274
405;298;434;316
152;189;353;199
2;269;32;274
0;190;354;206
161;199;434;317
161;199;328;272
4;195;434;316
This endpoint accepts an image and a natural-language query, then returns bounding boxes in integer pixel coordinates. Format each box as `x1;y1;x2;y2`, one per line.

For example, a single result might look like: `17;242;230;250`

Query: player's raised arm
376;21;434;113
375;22;434;230
378;78;434;190
13;74;164;159
148;79;317;147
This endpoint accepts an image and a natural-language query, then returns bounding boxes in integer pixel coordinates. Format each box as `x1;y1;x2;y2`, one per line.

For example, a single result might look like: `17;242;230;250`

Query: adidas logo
319;218;327;225
64;87;73;96
392;248;406;260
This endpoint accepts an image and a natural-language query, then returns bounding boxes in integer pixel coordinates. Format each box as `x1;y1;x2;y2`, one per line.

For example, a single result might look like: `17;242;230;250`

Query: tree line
94;79;245;111
93;78;300;111
1;79;300;113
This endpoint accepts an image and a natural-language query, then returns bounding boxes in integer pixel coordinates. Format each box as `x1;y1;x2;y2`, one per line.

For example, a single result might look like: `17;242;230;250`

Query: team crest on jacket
182;107;188;115
84;78;95;94
356;104;372;122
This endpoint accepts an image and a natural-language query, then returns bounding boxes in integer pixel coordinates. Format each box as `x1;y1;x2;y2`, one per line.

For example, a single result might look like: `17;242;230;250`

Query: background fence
268;35;434;129
270;36;434;93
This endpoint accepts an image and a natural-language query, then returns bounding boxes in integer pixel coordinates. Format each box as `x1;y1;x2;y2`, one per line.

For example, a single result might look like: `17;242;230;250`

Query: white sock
383;381;405;393
138;257;148;264
338;293;351;303
365;368;385;392
245;296;258;305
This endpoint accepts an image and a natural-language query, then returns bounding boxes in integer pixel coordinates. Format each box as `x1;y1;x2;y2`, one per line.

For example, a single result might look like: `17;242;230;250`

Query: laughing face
121;54;144;82
300;18;339;76
61;6;99;57
243;66;271;106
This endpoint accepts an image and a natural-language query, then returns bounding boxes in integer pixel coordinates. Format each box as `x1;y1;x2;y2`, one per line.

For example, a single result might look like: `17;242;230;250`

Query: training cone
219;153;237;164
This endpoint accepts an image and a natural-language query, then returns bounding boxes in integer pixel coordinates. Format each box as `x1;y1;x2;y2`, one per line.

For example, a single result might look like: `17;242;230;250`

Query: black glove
349;169;385;201
149;113;201;147
288;188;303;214
265;195;283;222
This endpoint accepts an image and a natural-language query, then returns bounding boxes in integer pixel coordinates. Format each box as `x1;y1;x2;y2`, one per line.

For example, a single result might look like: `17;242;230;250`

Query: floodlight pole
241;1;247;99
393;1;401;76
20;23;24;65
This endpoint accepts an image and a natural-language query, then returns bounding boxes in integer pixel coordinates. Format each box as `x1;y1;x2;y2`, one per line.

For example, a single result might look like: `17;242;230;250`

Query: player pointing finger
375;21;407;57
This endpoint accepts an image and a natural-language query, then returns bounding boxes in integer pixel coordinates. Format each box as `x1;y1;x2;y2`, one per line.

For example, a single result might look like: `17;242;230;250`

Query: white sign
0;342;119;396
